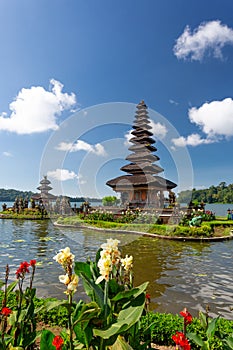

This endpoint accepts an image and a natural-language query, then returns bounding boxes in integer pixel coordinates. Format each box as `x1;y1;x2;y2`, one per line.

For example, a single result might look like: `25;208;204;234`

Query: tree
102;196;119;206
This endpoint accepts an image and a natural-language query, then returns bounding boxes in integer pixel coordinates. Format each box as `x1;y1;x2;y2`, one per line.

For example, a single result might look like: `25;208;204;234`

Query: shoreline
53;221;233;242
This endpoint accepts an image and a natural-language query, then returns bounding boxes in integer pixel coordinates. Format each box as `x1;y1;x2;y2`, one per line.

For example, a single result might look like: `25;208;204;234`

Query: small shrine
106;101;177;208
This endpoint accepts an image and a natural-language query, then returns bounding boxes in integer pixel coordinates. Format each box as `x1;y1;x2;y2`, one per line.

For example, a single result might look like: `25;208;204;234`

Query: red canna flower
16;261;30;278
145;293;151;302
52;335;64;350
180;308;193;325
172;331;191;350
30;259;37;267
1;307;12;316
172;331;185;345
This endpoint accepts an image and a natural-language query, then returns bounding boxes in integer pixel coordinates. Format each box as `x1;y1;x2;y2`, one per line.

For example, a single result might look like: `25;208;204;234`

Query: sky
0;0;233;199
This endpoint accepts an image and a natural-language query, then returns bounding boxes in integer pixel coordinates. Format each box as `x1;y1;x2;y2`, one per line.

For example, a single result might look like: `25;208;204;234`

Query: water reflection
0;219;233;319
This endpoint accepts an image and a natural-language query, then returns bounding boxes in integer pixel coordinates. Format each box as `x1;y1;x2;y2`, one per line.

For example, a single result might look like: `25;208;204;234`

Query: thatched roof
120;162;164;174
126;152;160;162
106;174;176;190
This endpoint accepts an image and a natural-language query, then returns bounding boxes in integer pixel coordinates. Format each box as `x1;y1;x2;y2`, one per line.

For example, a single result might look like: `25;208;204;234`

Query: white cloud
150;120;167;139
0;79;76;134
189;98;233;137
174;20;233;61
124;130;132;146
2;151;13;157
56;140;107;156
47;168;78;181
172;133;214;147
171;97;233;148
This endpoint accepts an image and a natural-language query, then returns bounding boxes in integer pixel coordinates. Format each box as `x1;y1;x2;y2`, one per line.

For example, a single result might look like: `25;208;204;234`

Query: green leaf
224;336;233;349
187;332;206;348
94;293;145;339
111;289;139;302
36;299;68;313
77;272;105;309
199;311;207;328
73;301;101;327
40;329;56;350
206;316;219;339
7;280;18;294
110;335;134;349
75;261;92;279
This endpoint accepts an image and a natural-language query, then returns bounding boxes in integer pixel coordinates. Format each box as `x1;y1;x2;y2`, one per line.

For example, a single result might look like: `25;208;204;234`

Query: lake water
0;218;232;320
0;201;231;217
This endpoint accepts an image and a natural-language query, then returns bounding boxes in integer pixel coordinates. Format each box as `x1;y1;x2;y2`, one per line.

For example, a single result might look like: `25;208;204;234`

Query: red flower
172;331;191;350
30;259;36;267
180;308;193;325
52;335;64;350
1;307;12;316
172;331;185;345
16;261;30;278
145;293;151;302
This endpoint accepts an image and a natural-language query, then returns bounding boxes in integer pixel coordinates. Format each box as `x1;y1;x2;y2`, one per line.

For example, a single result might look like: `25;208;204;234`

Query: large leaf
187;332;205;348
40;329;56;350
199;311;208;329
75;262;92;279
73;301;101;327
93;293;145;339
7;280;18;293
76;271;105;309
109;335;134;349
206;316;219;339
118;293;145;322
111;288;140;302
35;299;68;313
224;336;233;349
122;282;148;309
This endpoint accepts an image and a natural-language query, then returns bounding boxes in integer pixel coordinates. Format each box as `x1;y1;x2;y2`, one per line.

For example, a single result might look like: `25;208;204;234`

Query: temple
31;176;57;205
106;101;177;208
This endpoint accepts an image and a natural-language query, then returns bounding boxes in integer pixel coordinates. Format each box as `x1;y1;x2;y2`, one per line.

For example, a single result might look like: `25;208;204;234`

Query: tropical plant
40;239;148;349
0;260;37;349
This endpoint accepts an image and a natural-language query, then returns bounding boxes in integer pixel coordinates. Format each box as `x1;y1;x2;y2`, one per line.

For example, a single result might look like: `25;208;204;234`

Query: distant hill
0;188;101;203
0;188;35;202
178;182;233;204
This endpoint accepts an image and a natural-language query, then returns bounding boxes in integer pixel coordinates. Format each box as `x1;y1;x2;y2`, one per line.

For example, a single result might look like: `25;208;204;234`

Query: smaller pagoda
106;101;177;208
31;176;57;206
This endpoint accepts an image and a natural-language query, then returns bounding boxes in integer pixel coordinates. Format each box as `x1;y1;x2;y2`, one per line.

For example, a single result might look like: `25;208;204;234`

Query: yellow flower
121;255;133;271
96;238;121;284
59;273;79;294
59;274;70;285
53;247;75;267
67;274;79;292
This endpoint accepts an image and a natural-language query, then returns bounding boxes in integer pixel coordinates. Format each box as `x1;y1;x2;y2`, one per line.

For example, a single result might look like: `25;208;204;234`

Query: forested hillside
0;188;101;202
0;188;35;201
177;182;233;204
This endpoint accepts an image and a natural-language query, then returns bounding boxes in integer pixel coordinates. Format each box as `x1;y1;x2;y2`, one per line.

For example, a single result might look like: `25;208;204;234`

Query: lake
0;201;231;217
0;218;232;320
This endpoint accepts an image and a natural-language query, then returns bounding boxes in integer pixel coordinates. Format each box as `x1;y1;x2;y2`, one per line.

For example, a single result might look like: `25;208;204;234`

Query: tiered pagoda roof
31;176;57;201
106;101;177;201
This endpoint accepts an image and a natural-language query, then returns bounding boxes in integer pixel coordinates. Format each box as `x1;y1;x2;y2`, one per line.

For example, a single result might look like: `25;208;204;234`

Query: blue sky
0;0;233;198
